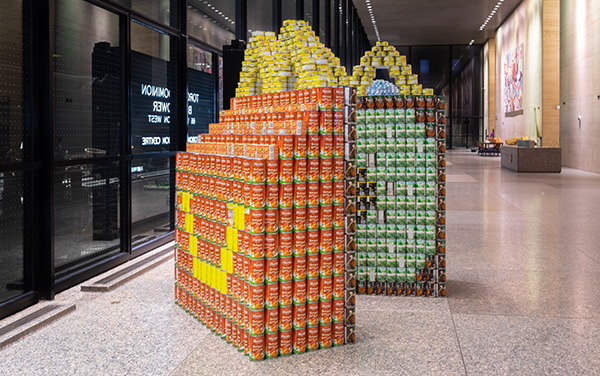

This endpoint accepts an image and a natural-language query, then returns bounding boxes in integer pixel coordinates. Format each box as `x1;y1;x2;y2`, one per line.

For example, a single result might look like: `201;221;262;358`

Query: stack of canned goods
354;89;447;297
174;86;356;361
343;87;357;343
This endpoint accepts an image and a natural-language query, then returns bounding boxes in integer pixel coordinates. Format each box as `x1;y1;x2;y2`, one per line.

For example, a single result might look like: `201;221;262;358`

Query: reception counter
501;146;562;173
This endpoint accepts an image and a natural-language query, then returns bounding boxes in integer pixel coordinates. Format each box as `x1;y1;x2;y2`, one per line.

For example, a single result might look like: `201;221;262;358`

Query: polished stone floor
2;149;600;375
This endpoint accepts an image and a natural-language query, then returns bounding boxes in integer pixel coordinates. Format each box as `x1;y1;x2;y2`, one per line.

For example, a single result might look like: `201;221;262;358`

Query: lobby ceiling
354;0;524;46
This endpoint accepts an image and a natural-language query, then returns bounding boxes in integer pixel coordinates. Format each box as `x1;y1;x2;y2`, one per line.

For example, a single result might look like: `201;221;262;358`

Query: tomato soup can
333;228;345;252
332;182;344;205
319;229;333;255
245;209;266;234
332;134;344;158
265;257;279;283
265;209;279;235
307;134;320;158
332;204;344;228
278;135;294;159
320;111;334;134
332;322;345;346
294;135;307;159
265;233;279;259
248;159;266;184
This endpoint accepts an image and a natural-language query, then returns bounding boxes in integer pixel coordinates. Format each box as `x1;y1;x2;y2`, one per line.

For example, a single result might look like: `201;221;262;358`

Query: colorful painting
503;45;523;113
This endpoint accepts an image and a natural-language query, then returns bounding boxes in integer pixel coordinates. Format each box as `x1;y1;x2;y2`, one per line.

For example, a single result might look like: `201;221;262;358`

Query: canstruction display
236;20;350;97
354;80;447;297
175;86;357;361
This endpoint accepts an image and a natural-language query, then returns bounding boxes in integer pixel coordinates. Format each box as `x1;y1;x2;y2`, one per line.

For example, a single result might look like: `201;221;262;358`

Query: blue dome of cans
366;80;399;96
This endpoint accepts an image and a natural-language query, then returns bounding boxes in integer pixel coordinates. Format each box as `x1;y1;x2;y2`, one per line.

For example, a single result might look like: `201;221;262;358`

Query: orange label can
248;333;265;361
293;183;307;207
293;327;307;354
332;135;344;158
293;303;307;329
266;159;279;184
319;181;333;205
248;184;266;209
249;283;265;310
306;325;319;351
248;308;265;335
279;330;293;356
320;158;333;181
293;255;307;281
279;231;293;257
279;208;293;233
248;159;266;184
292;231;307;256
294;135;307;159
306;182;320;207
319;323;332;348
265;257;279;283
333;204;344;228
265;332;279;358
265;282;279;309
307;111;319;134
248;234;265;259
265;307;279;334
333;182;344;205
307;134;320;158
306;277;320;302
279;304;293;331
319;111;333;134
293;158;307;183
245;209;266;234
333;228;345;252
319;299;333;325
266;184;279;209
248;258;265;284
332;298;344;323
319;206;333;230
333;158;344;181
265;209;279;234
333;252;345;276
307;158;320;183
306;230;320;255
278;135;294;159
319;276;333;301
319;251;333;277
279;183;294;208
279;159;294;184
292;206;307;232
279;257;293;283
332;322;345;346
333;110;344;134
265;233;279;259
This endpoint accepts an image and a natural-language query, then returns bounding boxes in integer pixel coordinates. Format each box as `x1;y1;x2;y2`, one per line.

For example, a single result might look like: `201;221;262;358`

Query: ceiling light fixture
364;0;380;41
479;0;505;31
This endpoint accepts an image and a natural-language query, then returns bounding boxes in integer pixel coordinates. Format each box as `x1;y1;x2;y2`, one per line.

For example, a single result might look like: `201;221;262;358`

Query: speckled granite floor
2;149;600;375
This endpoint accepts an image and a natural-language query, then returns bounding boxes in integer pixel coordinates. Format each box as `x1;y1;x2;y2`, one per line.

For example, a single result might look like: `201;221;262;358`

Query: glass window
53;0;123;159
54;162;121;279
283;0;296;21
187;44;215;143
304;0;313;27
0;171;32;303
132;157;173;246
0;1;30;165
131;20;178;154
111;0;178;28
248;0;273;32
409;46;450;93
188;0;235;49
